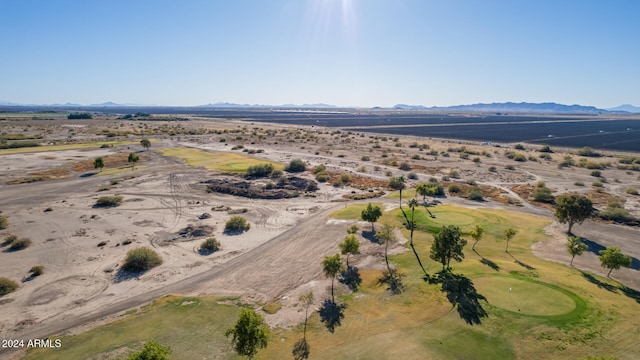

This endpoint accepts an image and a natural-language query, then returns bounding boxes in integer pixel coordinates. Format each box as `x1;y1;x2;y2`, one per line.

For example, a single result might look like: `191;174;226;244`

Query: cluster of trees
67;112;92;119
93;152;141;173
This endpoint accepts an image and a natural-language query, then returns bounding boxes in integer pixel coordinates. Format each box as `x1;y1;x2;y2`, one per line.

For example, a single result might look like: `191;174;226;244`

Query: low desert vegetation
246;163;275;178
0;277;18;296
199;237;221;254
29;265;45;276
224;216;250;233
0;215;8;229
285;158;306;173
122;247;163;272
7;237;32;251
95;195;124;207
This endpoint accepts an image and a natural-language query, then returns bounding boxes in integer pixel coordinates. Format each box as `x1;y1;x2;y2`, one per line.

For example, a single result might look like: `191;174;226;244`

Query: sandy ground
0;118;639;358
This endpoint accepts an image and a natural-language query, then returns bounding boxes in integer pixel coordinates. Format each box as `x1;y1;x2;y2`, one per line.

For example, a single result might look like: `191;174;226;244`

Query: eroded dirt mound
203;176;317;199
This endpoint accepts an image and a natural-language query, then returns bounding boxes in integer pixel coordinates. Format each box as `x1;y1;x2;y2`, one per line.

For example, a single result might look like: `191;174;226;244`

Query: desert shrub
0;277;18;296
9;238;31;251
200;237;221;253
533;184;554;203
538;145;553;153
467;186;483;201
262;302;281;314
577;147;600;157
592;181;604;188
574;181;585;186
448;184;461;194
539;153;552;161
449;170;460;179
513;154;527;162
627;188;639;195
225;216;250;233
591;170;602;177
246;163;274;178
505;165;515;170
407;172;418;180
122;239;133;245
473;157;481;163
514;144;525;150
122;247;163;272
361;156;370;161
269;169;283;178
0;216;7;229
285;159;306;173
466;187;485;201
30;265;44;276
277;176;288;187
264;182;275;190
598;204;637;224
340;174;352;184
315;172;330;182
488;166;497;172
312;164;326;174
2;234;17;246
95;195;124;207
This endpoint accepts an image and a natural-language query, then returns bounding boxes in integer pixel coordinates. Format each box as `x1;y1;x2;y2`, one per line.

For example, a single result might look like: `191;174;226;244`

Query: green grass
156;148;283;173
25;205;640;360
475;275;577;316
328;203;382;220
23;296;244;360
0;141;139;155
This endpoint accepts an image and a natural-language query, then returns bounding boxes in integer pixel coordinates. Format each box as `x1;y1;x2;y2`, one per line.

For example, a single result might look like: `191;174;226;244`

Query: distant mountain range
1;100;639;114
606;104;640;113
393;102;634;114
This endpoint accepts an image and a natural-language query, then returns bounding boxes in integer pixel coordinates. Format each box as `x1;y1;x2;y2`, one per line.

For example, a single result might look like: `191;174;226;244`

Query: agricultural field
0;114;638;360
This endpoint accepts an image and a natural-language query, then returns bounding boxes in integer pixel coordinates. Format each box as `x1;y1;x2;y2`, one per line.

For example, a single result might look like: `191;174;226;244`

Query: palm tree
375;225;397;275
504;228;517;252
566;235;588;266
322;254;342;302
470;224;484;251
389;176;406;207
398;197;427;275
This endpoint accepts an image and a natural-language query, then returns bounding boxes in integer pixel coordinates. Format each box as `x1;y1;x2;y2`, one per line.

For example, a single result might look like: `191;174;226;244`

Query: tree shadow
80;172;97;178
318;299;346;333
113;268;143;283
339;265;362;292
434;271;487;325
361;230;379;244
581;271;640;304
506;251;536;270
580;236;640;270
474;249;500;271
292;338;310;360
377;268;406;295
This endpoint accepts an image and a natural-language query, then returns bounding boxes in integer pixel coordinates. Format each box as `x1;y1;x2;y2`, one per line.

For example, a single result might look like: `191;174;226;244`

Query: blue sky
1;0;638;108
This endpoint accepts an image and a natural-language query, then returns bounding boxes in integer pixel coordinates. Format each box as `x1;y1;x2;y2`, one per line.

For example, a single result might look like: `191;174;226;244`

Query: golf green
429;211;476;226
475;276;576;316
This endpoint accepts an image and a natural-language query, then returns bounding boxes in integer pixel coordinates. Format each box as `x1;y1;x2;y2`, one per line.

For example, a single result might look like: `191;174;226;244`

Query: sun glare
309;0;357;43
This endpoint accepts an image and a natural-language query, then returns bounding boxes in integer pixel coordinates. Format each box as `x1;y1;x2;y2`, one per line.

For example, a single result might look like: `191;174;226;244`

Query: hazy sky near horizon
1;0;638;108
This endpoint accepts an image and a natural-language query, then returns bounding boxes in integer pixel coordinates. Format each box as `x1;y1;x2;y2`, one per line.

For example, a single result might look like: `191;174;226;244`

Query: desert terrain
0;113;639;359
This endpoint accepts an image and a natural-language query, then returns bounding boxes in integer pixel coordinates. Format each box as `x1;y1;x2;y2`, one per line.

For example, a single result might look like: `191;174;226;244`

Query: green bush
467;186;483;201
340;174;352;184
95;195;124;207
30;265;44;276
448;184;461;194
627;188;639;195
533;185;554;203
2;234;17;246
200;237;221;253
285;159;306;173
0;277;18;296
8;238;31;251
315;172;330;182
538;145;553;153
514;144;525;150
125;340;171;360
225;216;250;233
0;216;7;230
246;163;274;178
312;164;326;174
122;247;163;272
